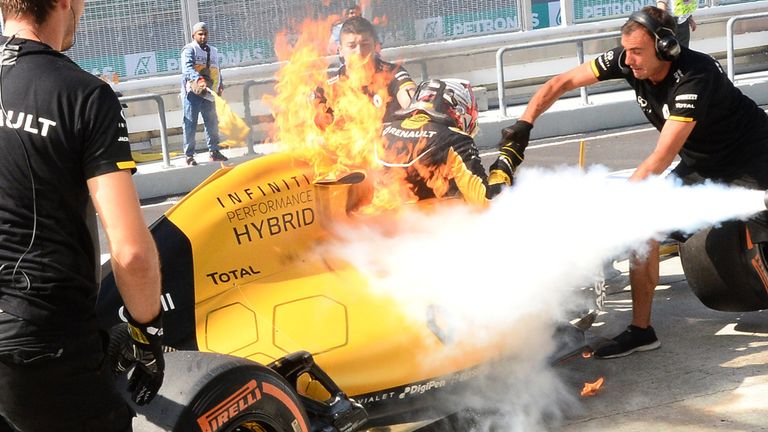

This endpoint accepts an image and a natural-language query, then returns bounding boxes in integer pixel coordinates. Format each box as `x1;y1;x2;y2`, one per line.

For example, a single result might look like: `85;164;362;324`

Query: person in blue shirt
180;22;228;166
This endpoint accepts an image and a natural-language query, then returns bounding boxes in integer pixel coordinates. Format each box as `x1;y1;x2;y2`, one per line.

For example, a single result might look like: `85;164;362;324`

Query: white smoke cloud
327;165;765;430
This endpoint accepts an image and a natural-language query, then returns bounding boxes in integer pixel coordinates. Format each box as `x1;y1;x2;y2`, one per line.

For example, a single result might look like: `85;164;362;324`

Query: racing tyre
129;351;310;432
679;220;768;312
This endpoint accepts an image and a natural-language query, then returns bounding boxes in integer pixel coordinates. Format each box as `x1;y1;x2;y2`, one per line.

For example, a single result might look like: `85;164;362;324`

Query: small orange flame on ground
263;17;416;213
580;377;605;397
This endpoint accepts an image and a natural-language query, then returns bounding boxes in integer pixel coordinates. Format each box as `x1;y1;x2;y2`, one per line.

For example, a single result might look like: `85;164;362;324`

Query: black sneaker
594;325;660;359
209;150;228;162
186;156;198;166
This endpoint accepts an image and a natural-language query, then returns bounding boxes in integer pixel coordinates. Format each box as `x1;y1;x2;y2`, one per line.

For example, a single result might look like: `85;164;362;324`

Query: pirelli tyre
679;220;768;312
130;351;310;432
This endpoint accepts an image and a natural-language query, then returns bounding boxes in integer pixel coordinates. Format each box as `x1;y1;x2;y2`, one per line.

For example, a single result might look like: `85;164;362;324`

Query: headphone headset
627;10;681;61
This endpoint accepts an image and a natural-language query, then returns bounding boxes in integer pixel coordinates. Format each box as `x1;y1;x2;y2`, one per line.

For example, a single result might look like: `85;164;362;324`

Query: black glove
114;311;165;405
488;120;533;185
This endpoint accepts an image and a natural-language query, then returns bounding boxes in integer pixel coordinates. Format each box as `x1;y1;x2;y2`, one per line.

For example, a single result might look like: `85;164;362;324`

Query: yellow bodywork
164;152;504;397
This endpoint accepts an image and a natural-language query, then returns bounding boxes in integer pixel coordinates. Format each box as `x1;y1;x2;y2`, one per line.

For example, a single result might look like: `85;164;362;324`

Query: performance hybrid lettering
232;208;315;244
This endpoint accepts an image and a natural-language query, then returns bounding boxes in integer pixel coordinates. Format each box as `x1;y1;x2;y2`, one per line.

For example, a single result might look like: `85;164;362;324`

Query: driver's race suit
380;113;501;205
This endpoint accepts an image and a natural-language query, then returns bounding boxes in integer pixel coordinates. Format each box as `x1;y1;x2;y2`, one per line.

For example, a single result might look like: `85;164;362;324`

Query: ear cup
656;30;681;61
628;10;680;61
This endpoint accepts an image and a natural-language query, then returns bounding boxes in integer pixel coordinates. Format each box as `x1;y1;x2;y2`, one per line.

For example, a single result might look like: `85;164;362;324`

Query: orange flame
263;18;416;213
580;377;605;397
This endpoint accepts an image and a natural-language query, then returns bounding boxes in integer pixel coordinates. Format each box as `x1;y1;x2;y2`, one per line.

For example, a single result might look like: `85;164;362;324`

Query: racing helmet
396;78;479;136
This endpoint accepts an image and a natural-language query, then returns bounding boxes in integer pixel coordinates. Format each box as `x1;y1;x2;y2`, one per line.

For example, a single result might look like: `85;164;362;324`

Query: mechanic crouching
380;79;520;205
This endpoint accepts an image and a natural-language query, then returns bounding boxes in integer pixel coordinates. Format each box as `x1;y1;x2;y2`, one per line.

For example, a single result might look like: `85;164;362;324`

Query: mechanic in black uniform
0;1;164;430
315;15;416;126
489;6;768;359
380;79;510;205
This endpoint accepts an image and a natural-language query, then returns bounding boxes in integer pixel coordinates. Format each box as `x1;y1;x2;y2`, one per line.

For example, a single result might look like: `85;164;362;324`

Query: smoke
326;165;765;430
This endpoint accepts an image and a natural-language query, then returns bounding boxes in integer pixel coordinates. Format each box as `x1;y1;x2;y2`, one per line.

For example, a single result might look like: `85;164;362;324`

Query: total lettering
206;265;261;286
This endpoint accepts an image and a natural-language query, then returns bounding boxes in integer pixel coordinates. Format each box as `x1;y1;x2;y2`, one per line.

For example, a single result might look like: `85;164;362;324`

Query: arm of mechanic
488;62;602;185
519;61;601;124
88;171;162;324
630;119;696;182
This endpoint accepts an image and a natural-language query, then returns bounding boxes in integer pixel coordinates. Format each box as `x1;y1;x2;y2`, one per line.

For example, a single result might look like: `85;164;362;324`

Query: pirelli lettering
197;380;262;432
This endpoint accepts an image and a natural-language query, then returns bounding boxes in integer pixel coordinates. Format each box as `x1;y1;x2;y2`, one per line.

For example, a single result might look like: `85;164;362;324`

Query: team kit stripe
117;160;137;169
590;60;600;78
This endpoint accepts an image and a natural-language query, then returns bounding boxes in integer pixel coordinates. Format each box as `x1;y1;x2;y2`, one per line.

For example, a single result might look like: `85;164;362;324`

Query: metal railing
118;94;172;168
726;11;768;82
116;1;768;165
242;78;277;154
495;31;621;117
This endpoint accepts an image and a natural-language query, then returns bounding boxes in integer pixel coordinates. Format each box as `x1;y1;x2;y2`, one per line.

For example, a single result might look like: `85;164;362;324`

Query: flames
580;376;605;397
263;17;415;213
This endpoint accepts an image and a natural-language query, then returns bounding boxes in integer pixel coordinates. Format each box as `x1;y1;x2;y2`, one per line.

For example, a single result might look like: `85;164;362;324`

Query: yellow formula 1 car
96;151;595;432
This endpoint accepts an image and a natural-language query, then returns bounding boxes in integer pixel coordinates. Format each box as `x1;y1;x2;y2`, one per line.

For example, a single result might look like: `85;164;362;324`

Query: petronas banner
532;0;562;28
573;0;654;22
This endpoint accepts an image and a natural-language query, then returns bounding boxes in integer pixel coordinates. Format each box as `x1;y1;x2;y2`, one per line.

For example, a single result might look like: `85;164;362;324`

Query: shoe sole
594;340;661;359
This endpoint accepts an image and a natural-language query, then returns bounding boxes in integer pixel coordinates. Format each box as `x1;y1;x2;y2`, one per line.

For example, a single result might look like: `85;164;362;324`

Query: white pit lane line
479;125;657;158
479;125;679;178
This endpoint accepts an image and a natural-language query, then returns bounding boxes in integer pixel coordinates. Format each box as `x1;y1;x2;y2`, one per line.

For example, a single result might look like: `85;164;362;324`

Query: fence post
242;80;256;155
119;94;172;168
180;0;200;42
560;0;574;26
576;41;590;105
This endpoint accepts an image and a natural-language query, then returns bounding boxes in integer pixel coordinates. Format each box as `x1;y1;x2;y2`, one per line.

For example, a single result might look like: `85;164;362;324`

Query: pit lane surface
114;122;767;431
482;124;768;431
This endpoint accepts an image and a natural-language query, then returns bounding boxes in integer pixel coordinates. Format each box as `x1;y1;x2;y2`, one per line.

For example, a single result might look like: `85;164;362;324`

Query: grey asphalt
559;255;768;432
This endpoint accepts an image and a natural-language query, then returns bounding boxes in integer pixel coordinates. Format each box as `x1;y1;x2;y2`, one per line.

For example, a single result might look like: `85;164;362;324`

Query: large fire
263;17;416;213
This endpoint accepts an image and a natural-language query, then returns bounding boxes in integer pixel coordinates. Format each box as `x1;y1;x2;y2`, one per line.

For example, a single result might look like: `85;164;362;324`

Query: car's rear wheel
679;220;768;312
